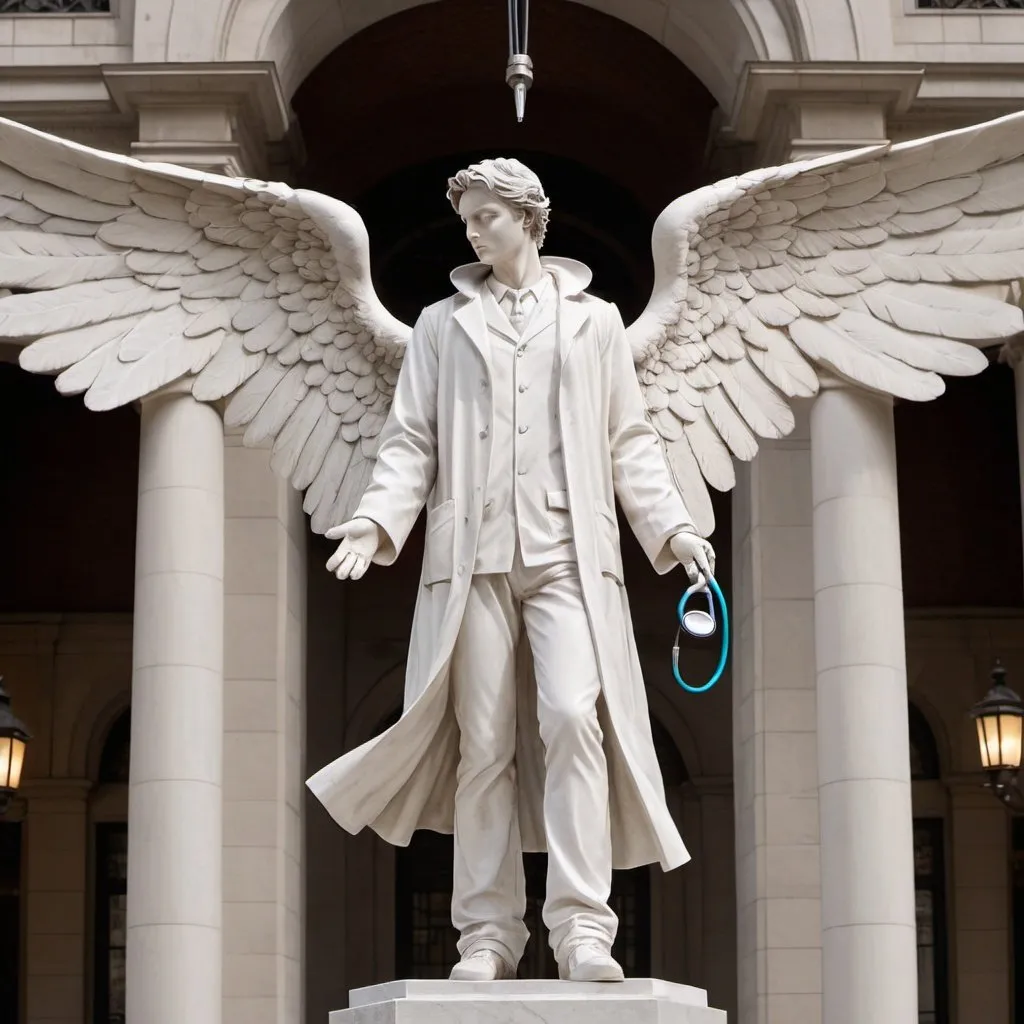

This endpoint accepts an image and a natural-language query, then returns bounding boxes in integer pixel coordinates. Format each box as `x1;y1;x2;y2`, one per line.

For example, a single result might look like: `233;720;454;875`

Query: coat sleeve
354;306;439;565
605;302;698;574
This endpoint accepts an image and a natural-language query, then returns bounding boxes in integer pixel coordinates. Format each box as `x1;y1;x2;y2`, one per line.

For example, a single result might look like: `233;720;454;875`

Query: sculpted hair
446;157;551;248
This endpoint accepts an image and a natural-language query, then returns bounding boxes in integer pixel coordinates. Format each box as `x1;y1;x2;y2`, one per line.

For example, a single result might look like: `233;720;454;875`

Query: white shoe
558;942;625;982
449;948;517;981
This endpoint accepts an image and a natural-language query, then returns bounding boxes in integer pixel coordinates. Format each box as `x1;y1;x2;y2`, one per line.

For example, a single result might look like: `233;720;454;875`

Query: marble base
330;979;727;1022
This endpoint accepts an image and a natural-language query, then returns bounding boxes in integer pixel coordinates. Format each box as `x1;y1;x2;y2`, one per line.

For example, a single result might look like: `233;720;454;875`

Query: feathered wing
629;110;1024;535
0;116;411;533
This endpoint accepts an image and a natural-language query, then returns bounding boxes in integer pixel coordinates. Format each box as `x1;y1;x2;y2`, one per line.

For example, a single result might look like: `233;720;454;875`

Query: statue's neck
489;246;544;291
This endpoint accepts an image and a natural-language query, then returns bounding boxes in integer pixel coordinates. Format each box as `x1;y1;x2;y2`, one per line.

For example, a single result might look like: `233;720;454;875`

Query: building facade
2;0;1024;1022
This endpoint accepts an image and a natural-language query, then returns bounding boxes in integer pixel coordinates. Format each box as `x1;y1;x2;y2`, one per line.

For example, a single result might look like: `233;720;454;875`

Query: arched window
909;702;948;1024
98;710;130;785
94;710;130;1024
909;703;941;781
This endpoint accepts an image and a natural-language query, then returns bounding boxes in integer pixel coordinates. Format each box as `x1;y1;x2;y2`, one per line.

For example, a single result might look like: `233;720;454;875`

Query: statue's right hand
324;518;382;581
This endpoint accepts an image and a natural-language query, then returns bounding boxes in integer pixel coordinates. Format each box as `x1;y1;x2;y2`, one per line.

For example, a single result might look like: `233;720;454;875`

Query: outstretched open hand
670;531;716;588
325;518;382;580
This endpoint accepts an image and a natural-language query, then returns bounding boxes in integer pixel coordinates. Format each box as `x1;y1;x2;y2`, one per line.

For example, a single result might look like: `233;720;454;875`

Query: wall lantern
0;678;30;813
970;660;1024;811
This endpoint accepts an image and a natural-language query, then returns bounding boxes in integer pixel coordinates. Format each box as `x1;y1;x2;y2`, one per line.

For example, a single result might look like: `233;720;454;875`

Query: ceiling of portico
217;0;803;114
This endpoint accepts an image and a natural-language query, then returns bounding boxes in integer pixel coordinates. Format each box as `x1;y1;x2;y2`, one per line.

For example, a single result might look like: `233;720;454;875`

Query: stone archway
214;0;802;110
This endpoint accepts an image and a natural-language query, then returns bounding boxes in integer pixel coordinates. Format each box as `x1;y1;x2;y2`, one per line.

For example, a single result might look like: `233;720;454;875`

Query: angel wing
0;116;411;533
629;110;1024;535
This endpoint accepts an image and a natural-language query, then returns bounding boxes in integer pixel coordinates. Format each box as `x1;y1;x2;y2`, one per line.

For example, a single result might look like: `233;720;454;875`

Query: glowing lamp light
970;660;1024;811
0;678;30;813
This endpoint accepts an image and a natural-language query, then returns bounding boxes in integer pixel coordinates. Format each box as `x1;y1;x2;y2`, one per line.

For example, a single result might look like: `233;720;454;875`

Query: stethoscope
672;576;730;694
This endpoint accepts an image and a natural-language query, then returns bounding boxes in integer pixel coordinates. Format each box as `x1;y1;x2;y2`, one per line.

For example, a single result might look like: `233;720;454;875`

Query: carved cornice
729;62;923;144
101;62;297;179
723;60;1024;166
0;61;301;179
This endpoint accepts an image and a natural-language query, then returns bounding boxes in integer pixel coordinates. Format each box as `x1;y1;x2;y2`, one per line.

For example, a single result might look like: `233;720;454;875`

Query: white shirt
486;273;551;335
475;272;573;572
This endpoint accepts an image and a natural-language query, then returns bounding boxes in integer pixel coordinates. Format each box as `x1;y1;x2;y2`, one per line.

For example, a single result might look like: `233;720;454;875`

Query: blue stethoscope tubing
671;576;730;694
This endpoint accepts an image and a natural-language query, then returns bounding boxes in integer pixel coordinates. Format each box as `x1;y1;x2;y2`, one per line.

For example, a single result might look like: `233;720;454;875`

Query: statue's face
457;186;532;266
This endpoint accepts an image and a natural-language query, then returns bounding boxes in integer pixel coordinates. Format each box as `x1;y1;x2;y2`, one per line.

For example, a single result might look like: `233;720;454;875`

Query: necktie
505;288;533;333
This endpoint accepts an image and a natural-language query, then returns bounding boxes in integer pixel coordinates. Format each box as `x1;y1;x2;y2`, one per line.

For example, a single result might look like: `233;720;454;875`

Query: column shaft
126;389;224;1024
810;385;917;1024
732;419;822;1024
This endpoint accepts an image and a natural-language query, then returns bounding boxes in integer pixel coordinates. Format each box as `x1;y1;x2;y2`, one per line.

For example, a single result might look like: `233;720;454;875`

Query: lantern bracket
984;768;1024;812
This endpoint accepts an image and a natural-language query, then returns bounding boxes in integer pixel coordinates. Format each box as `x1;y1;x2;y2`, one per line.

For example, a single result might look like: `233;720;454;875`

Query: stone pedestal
330;980;727;1023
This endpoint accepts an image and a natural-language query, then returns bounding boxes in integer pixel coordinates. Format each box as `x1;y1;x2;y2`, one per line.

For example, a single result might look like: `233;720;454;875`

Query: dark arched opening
94;709;130;1024
909;702;949;1024
98;709;131;785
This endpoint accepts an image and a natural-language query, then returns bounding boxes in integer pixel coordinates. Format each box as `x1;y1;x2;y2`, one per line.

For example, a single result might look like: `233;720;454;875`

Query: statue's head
447;157;550;266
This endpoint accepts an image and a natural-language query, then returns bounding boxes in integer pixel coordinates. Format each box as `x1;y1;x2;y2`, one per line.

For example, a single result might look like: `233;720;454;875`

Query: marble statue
2;110;1024;983
315;157;716;983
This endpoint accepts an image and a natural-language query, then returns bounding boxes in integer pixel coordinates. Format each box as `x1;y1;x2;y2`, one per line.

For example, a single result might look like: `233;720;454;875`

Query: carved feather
192;335;264;402
629;110;1024;527
0;280;175;337
0;114;411;538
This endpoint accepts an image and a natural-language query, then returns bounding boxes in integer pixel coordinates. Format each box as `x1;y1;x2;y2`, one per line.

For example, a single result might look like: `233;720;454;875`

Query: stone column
949;783;1011;1024
731;410;822;1024
222;429;306;1024
22;780;90;1024
112;69;295;1024
127;386;224;1024
727;96;895;1024
810;383;917;1024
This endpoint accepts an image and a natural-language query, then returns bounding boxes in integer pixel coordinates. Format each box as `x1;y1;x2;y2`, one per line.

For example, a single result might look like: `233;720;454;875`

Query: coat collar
449;256;593;298
451;257;593;369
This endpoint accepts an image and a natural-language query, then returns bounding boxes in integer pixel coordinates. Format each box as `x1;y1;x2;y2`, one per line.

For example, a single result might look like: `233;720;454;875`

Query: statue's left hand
670;531;716;587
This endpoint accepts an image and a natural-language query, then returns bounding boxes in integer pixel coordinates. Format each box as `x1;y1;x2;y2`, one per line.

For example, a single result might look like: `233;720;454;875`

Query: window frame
92;821;127;1024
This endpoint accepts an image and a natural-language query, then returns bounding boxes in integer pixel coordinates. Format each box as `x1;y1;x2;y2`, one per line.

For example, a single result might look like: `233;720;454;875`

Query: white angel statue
2;111;1022;983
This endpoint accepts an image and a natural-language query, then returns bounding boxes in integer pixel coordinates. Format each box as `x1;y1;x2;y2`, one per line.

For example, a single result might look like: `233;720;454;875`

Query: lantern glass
6;737;25;792
0;736;11;790
997;712;1023;770
975;708;1023;771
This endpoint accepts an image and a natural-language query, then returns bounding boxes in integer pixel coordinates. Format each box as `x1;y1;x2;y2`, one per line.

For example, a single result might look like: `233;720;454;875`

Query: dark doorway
1013;817;1024;1024
0;822;21;1024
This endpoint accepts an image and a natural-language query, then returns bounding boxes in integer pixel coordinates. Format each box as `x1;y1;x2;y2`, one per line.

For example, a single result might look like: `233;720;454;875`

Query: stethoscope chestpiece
680;581;716;638
672;576;730;695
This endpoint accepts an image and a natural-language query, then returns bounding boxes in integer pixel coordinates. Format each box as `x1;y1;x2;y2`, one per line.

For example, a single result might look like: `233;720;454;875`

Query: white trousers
450;552;618;965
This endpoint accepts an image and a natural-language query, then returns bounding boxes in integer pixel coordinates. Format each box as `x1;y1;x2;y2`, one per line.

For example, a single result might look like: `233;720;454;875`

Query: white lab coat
307;257;697;871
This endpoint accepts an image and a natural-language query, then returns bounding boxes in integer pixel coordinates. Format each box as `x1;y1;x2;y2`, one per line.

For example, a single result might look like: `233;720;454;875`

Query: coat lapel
481;286;519;345
450;257;594;370
452;295;494;378
558;295;591;366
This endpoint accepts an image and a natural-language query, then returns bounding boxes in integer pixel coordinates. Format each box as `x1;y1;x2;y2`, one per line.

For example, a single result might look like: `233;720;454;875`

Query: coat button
457;564;465;576
518;424;529;434
518;383;527;393
479;428;488;439
517;466;527;476
516;349;525;358
484;499;493;510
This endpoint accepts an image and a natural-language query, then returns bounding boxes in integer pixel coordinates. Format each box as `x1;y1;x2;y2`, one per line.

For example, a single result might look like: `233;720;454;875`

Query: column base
330;980;727;1023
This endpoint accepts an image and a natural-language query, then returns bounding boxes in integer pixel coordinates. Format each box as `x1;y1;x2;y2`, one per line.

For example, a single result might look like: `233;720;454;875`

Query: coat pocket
594;500;624;585
423;498;456;586
546;489;573;546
